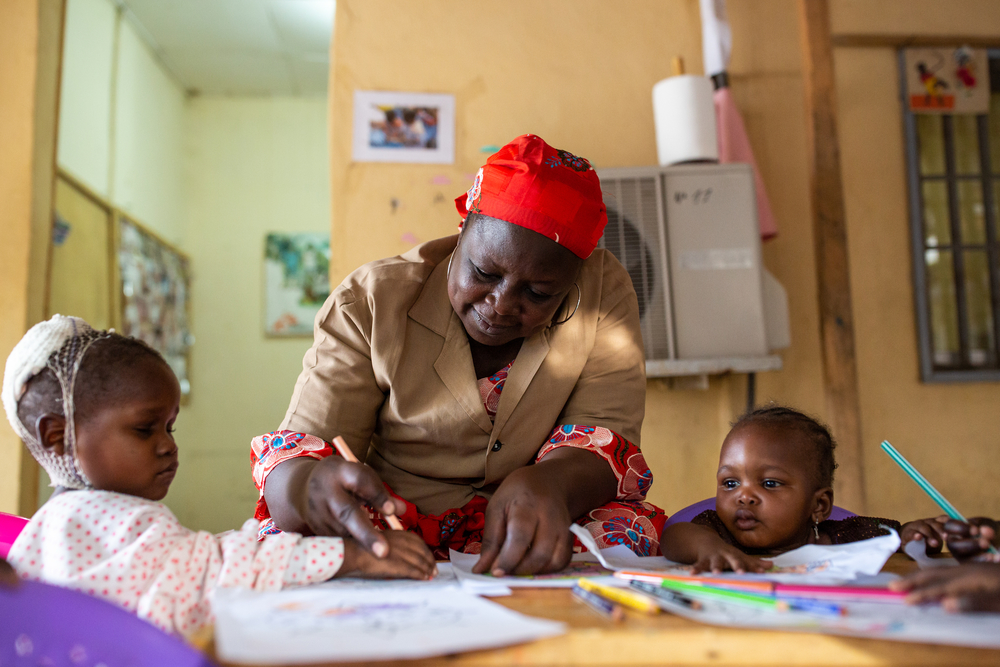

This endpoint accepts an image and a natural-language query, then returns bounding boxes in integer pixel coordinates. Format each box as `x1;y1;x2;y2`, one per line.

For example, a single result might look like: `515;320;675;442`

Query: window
904;51;1000;381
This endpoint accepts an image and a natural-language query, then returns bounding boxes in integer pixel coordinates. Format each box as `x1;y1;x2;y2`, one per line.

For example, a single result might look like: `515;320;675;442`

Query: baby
661;405;942;573
3;316;435;635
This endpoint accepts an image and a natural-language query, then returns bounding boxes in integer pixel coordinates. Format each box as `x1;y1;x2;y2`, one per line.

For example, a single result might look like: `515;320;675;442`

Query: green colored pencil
657;578;786;610
881;440;999;556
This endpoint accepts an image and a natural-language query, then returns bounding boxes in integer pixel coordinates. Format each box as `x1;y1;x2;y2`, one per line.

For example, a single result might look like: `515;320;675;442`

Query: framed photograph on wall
264;232;331;336
352;90;455;164
117;215;194;398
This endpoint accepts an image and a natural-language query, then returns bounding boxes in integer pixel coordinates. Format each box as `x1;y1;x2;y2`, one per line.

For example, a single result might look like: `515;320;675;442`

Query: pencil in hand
332;436;405;531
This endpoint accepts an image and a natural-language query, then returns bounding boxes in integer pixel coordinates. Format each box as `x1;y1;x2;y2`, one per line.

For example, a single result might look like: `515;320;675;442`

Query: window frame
903;48;1000;382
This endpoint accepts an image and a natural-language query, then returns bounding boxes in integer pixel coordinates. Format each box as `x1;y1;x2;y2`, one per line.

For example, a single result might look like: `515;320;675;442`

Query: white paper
449;549;617;589
213;585;564;664
904;538;959;569
570;524;676;570
655;595;1000;649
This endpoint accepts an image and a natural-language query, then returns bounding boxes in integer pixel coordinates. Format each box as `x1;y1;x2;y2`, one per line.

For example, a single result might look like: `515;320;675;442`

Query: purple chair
664;498;856;527
0;512;28;559
0;579;215;667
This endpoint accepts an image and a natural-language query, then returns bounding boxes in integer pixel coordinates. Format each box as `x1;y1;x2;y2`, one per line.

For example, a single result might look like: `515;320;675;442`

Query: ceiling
119;0;335;96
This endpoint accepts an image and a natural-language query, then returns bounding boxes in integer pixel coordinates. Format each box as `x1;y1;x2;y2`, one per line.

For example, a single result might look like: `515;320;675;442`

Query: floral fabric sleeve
536;425;652;501
250;430;335;530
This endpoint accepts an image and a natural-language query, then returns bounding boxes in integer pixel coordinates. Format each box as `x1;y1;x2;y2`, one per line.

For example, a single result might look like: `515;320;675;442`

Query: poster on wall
352;90;455;164
905;47;990;114
264;232;331;336
118;217;193;397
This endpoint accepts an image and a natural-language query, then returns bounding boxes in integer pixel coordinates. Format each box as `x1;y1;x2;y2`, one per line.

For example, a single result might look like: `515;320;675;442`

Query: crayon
783;597;847;616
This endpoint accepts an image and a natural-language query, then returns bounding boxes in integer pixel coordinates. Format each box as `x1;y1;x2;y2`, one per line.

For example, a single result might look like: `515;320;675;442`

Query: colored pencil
773;583;906;603
577;578;660;614
572;584;625;622
615;570;773;593
629;580;703;610
655;578;786;610
881;440;999;557
332;436;405;530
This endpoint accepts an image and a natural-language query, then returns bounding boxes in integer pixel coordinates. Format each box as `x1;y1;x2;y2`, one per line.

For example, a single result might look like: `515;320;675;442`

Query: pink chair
0;512;29;559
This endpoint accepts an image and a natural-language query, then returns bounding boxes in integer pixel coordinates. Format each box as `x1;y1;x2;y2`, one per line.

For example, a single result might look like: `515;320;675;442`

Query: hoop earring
447;252;454;278
550;283;581;326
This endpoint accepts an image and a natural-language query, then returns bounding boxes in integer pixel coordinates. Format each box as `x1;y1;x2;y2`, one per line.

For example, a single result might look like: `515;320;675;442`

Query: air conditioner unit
596;163;789;378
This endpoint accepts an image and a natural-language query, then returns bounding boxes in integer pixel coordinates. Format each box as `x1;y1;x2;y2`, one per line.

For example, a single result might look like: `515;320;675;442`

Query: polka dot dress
7;490;344;636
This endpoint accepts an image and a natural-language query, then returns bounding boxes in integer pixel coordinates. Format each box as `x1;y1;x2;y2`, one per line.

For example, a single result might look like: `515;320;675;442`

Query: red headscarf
454;134;608;259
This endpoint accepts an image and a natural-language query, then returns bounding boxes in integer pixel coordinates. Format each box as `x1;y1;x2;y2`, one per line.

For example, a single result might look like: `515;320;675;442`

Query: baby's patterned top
691;509;902;556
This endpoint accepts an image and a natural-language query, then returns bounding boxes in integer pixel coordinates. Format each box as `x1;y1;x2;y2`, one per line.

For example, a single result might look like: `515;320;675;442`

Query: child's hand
891;562;1000;612
338;532;437;580
942;517;998;561
900;517;948;553
692;543;772;575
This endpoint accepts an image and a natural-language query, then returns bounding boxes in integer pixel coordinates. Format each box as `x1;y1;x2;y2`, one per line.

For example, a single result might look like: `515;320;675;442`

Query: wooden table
207;556;1000;666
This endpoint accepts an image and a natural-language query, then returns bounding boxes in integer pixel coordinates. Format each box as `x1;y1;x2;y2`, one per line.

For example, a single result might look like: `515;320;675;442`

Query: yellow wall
0;0;63;515
829;0;1000;520
169;97;330;532
328;0;823;516
330;0;1000;521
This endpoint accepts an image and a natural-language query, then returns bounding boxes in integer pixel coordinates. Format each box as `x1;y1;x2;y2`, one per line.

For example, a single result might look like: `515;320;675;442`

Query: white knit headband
2;315;111;489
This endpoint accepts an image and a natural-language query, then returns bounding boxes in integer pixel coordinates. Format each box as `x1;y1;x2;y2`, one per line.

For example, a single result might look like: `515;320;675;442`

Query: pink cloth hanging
714;86;779;240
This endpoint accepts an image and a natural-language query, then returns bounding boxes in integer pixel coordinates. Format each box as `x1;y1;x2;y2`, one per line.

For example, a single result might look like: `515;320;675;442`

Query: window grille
904;51;1000;381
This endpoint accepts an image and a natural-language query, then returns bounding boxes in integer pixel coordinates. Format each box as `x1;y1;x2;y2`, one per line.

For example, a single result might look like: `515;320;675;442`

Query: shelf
645;355;783;378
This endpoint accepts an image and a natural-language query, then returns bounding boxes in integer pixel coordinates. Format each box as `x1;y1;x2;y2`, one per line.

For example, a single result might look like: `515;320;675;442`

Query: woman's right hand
294;456;408;558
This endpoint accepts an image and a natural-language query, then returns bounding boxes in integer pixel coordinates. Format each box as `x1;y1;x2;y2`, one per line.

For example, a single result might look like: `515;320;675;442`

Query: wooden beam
0;0;65;517
832;33;1000;50
798;0;866;512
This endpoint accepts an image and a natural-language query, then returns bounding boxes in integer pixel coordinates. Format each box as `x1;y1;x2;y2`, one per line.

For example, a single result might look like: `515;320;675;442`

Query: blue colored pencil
571;584;624;622
880;440;999;557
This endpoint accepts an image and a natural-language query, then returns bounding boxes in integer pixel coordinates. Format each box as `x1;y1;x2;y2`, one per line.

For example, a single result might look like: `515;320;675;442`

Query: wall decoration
118;217;193;397
352;90;455;164
264;232;331;336
905;47;990;114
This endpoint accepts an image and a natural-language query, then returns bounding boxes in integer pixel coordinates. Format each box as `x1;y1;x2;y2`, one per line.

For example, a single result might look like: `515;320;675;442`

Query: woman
251;135;665;576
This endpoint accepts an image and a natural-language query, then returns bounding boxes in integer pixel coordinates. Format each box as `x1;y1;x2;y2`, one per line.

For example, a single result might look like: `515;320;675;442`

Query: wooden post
798;0;866;512
0;0;65;516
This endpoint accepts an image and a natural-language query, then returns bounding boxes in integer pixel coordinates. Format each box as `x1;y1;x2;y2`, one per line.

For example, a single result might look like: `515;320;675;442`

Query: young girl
660;405;945;573
2;315;435;636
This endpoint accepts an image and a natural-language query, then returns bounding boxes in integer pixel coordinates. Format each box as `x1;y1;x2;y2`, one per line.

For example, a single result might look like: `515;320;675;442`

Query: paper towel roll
652;75;718;165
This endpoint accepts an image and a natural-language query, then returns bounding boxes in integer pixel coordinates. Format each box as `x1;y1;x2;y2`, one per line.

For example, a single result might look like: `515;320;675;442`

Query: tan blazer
280;235;646;515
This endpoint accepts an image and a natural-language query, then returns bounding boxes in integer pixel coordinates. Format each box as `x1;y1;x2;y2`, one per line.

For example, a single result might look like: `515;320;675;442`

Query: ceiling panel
119;0;333;95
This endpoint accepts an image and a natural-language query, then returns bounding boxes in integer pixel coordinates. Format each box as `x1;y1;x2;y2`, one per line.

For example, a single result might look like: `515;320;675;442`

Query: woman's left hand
472;447;616;576
472;465;575;576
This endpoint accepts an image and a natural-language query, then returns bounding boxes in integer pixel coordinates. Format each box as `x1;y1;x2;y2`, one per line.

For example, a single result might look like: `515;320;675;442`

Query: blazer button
491;441;503;452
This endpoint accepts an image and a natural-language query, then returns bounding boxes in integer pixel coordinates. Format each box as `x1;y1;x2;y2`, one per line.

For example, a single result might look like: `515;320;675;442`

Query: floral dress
252;362;667;558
